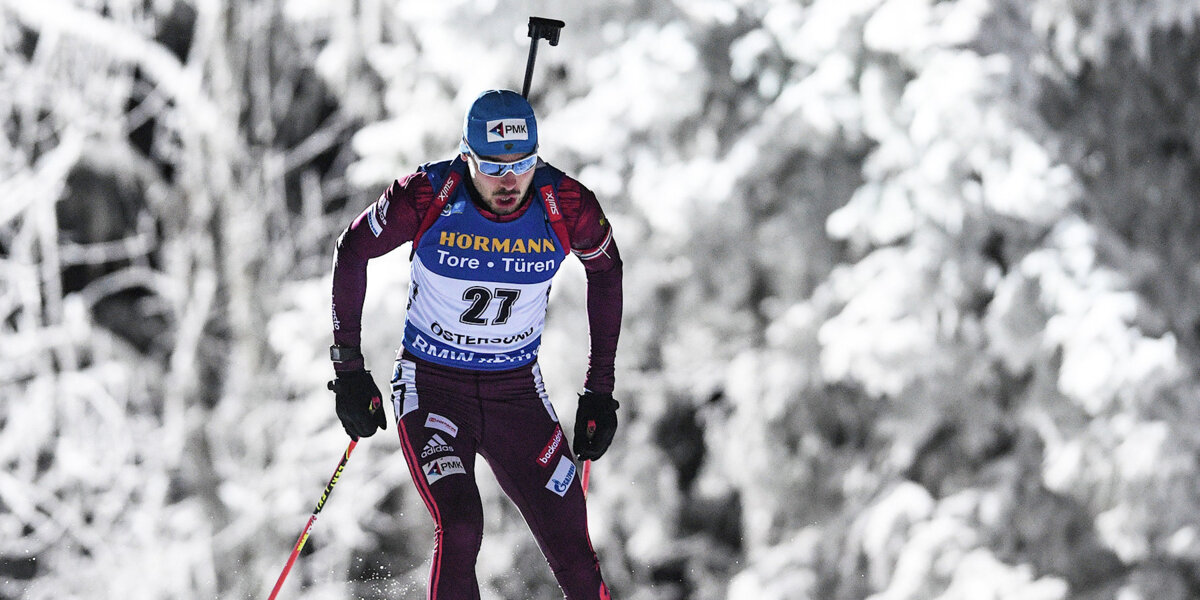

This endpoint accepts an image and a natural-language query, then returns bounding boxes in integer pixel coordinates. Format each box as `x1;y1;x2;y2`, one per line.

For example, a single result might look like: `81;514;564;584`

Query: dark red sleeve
560;178;623;395
331;173;431;370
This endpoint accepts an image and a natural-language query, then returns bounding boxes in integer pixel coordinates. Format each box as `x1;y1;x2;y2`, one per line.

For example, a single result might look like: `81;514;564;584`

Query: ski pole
582;459;592;497
521;16;565;98
581;419;596;497
268;439;358;600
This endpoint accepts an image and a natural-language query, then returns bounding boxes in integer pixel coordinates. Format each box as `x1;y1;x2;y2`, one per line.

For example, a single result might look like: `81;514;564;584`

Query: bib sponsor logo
538;427;564;466
434;247;556;274
431;321;536;346
546;455;576;497
486;118;529;142
425;413;459;437
423;456;465;484
475;347;539;366
413;334;477;363
437;231;556;254
421;434;454;458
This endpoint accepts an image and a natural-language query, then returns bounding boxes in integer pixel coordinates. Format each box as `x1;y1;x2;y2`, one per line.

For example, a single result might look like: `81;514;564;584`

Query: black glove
573;391;619;461
328;369;387;439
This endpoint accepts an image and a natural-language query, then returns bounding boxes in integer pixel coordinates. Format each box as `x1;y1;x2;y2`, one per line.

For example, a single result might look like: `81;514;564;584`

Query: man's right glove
328;369;387;439
573;391;619;461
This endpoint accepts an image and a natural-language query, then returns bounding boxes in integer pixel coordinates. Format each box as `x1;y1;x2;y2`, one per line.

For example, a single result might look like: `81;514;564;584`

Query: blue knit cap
461;90;538;157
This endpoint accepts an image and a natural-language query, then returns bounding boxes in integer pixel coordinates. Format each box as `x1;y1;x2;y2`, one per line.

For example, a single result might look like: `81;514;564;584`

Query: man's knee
436;508;484;556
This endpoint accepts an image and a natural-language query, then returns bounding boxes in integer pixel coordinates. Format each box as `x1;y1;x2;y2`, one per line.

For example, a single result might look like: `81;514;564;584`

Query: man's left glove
573;391;619;461
328;369;387;439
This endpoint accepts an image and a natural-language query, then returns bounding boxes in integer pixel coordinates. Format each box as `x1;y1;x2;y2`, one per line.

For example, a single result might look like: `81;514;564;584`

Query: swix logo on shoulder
540;185;560;217
545;455;576;497
486;119;529;142
422;456;465;484
436;172;460;205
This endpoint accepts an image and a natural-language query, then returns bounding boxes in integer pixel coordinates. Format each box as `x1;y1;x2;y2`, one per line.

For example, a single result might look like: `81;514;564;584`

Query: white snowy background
3;0;1200;599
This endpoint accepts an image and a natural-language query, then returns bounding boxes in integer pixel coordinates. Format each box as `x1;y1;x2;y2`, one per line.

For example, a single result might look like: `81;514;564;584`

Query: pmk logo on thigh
423;456;466;484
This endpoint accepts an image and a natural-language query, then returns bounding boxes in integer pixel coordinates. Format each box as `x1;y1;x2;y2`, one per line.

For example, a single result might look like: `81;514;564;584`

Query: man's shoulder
536;163;597;213
534;162;615;255
389;165;446;214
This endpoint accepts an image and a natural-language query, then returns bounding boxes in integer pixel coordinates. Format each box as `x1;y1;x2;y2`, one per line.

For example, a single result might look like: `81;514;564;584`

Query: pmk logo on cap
486;119;529;142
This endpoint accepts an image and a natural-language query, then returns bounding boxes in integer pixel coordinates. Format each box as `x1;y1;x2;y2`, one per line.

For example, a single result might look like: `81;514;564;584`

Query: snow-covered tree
3;1;1200;599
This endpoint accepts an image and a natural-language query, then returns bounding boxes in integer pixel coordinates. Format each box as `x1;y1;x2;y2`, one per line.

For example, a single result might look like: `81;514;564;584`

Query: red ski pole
581;419;596;497
268;439;358;600
582;460;592;497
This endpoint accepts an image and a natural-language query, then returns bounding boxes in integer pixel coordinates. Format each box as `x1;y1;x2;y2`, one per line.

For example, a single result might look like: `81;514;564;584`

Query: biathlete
327;89;622;600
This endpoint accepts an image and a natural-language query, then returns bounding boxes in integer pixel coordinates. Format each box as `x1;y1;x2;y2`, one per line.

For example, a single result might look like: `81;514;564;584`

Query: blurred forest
3;0;1200;598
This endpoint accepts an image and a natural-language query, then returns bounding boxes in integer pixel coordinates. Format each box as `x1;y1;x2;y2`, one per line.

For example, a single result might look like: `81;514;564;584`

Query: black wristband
329;344;362;363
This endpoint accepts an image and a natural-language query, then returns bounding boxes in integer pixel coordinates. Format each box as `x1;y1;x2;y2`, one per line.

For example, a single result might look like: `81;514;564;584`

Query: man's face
464;151;537;215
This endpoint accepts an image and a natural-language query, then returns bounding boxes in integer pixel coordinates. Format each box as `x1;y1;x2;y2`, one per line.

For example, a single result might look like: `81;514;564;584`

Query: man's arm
566;183;623;395
331;173;429;370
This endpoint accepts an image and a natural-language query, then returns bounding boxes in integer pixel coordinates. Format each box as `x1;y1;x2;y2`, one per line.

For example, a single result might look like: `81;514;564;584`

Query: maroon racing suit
331;158;621;600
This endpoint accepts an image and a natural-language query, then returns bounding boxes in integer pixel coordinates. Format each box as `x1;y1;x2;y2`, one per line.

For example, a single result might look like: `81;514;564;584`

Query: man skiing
327;89;621;600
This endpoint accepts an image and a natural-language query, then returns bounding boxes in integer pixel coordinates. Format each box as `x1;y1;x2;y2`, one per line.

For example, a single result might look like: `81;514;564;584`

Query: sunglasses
466;148;538;177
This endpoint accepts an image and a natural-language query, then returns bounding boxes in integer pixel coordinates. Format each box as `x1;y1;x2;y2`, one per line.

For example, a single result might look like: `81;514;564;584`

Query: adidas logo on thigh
421;433;455;459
